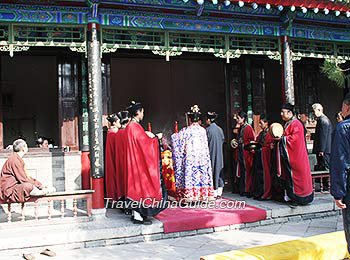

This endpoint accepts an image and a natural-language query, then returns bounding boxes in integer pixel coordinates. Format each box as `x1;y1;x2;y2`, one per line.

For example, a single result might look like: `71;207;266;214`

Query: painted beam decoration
0;4;89;24
0;2;349;43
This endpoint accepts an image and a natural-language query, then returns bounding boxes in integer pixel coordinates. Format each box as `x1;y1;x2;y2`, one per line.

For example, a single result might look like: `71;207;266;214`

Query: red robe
252;129;274;199
278;119;313;205
235;123;255;195
115;129;126;200
0;153;43;203
105;130;118;201
124;121;165;216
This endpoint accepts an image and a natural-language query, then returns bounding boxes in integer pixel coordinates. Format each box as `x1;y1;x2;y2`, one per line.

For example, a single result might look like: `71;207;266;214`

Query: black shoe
143;219;152;225
133;219;144;224
125;209;132;215
287;201;298;209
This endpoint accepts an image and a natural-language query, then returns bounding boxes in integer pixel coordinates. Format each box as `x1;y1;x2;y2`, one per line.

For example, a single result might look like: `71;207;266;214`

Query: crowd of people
104;96;350;225
105;102;226;224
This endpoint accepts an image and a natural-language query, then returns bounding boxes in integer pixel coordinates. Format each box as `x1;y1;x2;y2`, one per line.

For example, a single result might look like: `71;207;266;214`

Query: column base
91;208;107;220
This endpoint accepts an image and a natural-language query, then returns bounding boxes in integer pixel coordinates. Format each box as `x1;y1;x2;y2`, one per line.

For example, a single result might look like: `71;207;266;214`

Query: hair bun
191;105;200;113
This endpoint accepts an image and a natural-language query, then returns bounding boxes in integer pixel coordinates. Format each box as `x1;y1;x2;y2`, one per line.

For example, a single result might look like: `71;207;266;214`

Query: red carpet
155;199;267;233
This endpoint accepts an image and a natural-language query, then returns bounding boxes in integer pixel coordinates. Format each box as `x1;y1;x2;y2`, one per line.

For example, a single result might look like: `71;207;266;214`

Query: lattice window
229;36;278;52
294;65;319;116
337;43;350;58
12;25;85;44
169;32;225;50
292;40;334;56
0;25;9;42
102;29;165;47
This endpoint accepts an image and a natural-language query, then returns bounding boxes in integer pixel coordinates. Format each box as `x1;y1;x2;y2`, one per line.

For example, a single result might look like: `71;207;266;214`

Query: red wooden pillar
0;57;3;149
0;85;3;149
87;22;105;209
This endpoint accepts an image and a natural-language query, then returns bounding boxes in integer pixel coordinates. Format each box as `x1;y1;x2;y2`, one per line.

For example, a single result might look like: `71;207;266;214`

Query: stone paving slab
1;215;344;260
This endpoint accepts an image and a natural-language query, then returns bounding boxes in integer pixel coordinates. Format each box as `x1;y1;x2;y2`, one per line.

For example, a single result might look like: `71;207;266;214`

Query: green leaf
320;60;346;88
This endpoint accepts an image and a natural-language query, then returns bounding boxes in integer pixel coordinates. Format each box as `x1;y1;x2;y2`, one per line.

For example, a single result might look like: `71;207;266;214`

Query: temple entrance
108;51;283;189
110;52;227;144
1;54;58;148
0;49;82;150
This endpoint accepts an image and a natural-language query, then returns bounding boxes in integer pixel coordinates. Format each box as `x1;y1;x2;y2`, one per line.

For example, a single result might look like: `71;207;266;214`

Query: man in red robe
124;101;166;225
278;103;314;207
0;139;44;203
114;111;130;203
232;111;255;197
252;114;274;200
105;113;121;202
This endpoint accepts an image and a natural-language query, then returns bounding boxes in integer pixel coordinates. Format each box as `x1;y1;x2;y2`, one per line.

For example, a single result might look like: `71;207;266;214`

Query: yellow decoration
201;231;350;260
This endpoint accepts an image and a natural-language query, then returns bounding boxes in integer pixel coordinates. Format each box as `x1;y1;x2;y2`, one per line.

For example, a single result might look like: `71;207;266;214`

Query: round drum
270;123;284;138
230;139;238;149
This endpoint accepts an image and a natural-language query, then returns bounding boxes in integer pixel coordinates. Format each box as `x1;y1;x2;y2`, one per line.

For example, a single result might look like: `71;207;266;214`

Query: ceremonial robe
124;121;166;216
278;119;314;205
171;123;214;202
252;129;273;199
0;153;43;203
206;123;225;190
235;123;255;195
105;130;118;201
115;129;126;200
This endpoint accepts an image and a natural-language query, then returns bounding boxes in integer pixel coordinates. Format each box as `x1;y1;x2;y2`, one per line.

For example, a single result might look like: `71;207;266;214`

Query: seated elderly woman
0;139;55;203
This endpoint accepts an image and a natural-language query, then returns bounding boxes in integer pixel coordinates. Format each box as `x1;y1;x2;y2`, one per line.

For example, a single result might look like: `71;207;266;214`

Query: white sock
133;211;143;221
214;190;218;197
284;191;291;202
218;187;223;197
30;186;45;196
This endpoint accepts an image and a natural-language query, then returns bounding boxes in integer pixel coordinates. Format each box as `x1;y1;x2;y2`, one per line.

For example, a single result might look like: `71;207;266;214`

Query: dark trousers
343;208;350;254
316;153;330;170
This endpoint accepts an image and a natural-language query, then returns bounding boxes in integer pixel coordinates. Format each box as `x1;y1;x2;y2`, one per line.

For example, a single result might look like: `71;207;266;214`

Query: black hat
126;101;143;116
117;111;130;125
238;111;247;122
281;103;294;113
106;113;119;124
187;105;202;122
36;136;48;145
207;111;218;122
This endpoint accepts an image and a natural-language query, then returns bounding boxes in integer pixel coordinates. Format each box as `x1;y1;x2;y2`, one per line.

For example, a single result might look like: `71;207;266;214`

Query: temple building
0;0;349;209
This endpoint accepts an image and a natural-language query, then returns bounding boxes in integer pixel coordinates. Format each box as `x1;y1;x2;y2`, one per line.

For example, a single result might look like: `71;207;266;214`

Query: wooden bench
311;171;329;193
0;190;94;223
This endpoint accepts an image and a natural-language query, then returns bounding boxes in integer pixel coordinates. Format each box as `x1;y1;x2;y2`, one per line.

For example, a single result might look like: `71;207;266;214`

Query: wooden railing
0;190;94;223
311;171;330;193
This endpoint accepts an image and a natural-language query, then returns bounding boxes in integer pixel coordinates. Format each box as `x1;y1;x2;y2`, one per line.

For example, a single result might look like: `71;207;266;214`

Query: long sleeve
330;126;350;200
244;125;256;145
12;159;43;189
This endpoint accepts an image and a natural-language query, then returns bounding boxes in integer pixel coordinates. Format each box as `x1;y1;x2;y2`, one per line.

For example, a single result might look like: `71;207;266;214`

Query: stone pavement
0;193;340;256
2;214;344;260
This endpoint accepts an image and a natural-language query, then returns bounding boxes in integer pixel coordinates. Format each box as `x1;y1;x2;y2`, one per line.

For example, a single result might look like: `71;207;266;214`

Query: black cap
36;136;48;145
207;111;218;122
281;103;294;113
126;101;143;116
117;111;130;125
106;113;119;124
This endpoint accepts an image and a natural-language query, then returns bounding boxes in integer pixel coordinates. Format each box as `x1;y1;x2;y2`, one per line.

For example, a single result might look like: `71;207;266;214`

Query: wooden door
58;58;80;150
